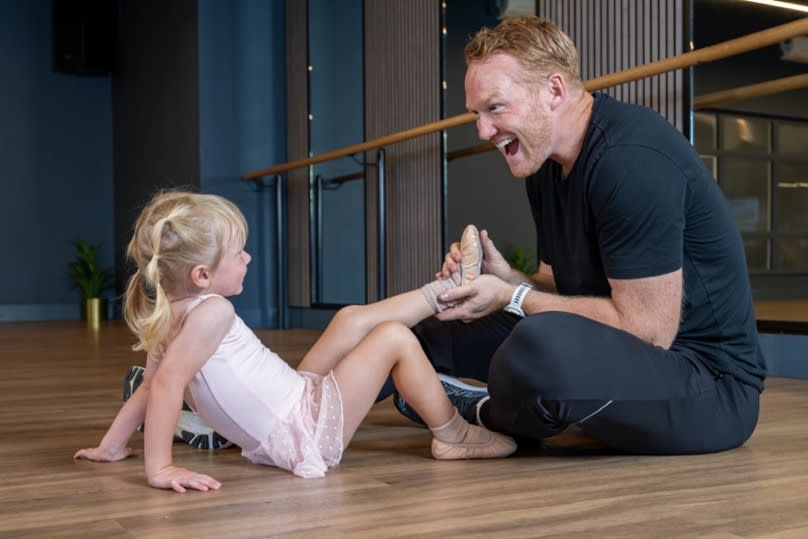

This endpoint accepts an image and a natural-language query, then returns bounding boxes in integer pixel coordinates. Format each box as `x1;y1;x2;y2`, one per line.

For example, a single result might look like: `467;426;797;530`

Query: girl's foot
431;423;517;460
420;224;483;313
429;410;517;460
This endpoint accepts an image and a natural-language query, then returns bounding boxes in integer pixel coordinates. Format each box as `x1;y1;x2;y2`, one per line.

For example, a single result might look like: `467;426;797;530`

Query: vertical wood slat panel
364;0;442;300
537;0;685;131
285;0;310;307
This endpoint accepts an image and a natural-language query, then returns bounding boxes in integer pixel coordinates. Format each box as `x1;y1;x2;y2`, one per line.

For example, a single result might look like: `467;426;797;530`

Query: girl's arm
74;354;159;462
143;296;235;493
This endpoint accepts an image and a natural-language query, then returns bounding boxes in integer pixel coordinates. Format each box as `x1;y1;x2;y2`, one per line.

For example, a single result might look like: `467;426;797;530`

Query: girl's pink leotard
181;294;344;478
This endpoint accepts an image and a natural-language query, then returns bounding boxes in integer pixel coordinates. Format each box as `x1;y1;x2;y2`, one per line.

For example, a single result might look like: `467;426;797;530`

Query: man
396;16;765;454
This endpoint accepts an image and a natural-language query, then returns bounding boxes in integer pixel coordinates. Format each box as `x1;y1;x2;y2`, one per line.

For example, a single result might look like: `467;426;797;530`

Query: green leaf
67;240;113;298
507;246;536;274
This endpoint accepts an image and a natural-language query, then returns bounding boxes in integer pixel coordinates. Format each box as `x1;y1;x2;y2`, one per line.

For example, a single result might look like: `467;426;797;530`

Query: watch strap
504;282;533;317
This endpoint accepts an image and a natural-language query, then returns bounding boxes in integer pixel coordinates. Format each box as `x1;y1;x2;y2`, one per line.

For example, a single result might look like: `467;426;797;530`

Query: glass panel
775;162;808;234
718;157;770;233
743;238;769;272
694;0;808;291
309;0;365;305
719;116;770;153
700;155;717;179
775;122;808;158
694;112;716;153
774;238;808;271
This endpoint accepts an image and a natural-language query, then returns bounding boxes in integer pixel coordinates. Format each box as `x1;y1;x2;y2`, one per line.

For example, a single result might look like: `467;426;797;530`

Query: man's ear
546;73;567;109
190;264;211;289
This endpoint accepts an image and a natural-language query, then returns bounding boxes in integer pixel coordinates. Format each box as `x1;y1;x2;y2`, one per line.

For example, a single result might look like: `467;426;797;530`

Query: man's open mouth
496;137;518;156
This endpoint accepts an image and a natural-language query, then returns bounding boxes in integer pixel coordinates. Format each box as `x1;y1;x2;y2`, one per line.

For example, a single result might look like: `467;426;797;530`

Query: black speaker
52;0;117;76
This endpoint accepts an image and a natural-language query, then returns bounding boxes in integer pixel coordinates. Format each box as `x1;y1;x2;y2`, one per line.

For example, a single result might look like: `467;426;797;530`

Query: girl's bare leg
332;319;453;440
332;321;516;459
297;289;434;375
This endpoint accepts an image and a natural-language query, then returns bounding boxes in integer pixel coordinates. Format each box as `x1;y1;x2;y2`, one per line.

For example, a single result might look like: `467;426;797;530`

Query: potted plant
68;240;113;329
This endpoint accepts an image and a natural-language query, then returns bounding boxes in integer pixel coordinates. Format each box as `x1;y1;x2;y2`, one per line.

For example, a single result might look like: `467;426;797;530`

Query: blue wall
309;0;366;305
760;334;808;380
0;0;114;321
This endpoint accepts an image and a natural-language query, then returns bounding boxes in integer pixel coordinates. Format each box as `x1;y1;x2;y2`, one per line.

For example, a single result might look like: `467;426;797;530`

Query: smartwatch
504;282;533;318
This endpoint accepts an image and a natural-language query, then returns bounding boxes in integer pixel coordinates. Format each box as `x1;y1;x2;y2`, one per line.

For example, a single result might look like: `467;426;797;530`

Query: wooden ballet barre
583;18;808;91
446;142;495;162
242;17;808;180
242;113;475;180
694;73;808;110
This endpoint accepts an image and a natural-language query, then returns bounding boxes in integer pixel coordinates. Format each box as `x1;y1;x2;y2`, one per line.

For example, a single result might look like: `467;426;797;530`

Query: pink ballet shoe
431;424;517;460
459;224;482;285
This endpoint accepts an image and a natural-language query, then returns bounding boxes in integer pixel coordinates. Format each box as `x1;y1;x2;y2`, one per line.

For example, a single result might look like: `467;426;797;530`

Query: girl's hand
148;465;221;493
73;446;133;462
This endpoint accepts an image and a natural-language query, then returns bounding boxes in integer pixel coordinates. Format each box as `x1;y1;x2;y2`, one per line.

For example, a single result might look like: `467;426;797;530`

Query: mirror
308;0;366;305
693;0;808;301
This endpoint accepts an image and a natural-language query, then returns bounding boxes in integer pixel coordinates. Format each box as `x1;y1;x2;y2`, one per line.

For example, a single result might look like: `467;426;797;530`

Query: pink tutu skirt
242;371;344;478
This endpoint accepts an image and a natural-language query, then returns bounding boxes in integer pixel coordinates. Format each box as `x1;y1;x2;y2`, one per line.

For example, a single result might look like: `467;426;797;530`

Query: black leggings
410;311;760;455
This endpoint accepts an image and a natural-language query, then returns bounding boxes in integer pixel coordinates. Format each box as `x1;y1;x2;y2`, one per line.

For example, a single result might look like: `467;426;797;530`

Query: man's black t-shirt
526;92;766;390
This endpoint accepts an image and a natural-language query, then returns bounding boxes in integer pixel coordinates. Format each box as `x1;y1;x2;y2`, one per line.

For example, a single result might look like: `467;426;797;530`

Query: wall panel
537;0;686;131
364;0;442;299
285;0;310;307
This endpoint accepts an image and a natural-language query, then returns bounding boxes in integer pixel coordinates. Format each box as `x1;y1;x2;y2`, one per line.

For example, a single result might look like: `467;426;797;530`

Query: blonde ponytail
123;190;247;351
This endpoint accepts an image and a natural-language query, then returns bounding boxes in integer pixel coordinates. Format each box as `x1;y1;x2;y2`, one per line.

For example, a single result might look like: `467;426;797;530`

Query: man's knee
412;314;514;381
489;312;589;397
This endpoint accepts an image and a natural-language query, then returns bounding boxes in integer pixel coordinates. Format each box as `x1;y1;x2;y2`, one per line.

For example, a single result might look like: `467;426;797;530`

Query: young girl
74;191;515;492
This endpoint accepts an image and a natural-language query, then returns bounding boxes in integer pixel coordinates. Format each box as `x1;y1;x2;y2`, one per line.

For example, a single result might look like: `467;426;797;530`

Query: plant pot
83;297;107;330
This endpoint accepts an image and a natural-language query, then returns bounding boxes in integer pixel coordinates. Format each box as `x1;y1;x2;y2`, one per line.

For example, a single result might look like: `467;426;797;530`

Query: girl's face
208;244;251;297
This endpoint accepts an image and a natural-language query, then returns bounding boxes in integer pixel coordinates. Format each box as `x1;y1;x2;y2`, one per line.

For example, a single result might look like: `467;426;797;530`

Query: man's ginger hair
465;16;582;87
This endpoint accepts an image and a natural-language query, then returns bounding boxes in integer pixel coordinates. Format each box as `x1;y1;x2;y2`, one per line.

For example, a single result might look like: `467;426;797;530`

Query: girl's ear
190;264;211;289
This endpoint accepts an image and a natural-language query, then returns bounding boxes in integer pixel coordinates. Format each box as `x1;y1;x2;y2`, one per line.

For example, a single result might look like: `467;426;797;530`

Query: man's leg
386;312;518;421
481;311;760;454
412;311;519;382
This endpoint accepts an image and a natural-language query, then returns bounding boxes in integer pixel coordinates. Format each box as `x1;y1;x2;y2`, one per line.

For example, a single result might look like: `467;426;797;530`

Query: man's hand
148;464;221;493
477;229;515;282
435;274;514;322
437;229;514;283
73;446;133;462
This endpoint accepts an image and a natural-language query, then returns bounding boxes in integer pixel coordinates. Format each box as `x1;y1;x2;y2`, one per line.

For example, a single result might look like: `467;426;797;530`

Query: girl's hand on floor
148;465;221;493
73;446;133;462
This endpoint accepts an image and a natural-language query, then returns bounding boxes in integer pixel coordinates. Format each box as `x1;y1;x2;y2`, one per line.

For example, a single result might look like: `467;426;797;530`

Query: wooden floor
1;321;808;538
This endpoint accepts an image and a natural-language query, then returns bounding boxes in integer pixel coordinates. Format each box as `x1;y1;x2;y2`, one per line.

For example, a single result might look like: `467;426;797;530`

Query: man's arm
522;269;681;349
437;268;682;350
527;261;557;293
